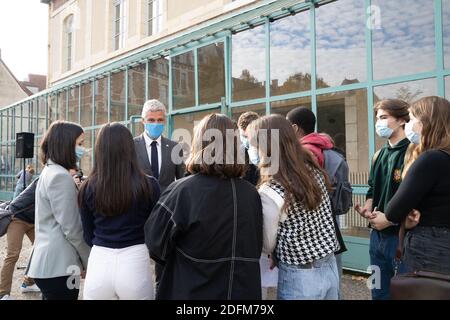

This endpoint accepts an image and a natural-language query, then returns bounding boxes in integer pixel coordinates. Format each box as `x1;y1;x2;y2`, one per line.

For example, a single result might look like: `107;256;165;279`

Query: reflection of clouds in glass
316;0;366;87
372;0;435;79
445;77;450;99
270;13;311;86
374;78;436;102
232;26;265;81
444;0;450;68
316;48;366;86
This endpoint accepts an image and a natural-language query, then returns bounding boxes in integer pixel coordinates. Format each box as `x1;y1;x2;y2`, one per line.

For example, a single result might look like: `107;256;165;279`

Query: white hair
141;99;167;118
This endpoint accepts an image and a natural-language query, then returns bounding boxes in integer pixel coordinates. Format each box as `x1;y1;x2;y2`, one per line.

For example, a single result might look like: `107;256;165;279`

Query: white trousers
83;244;154;300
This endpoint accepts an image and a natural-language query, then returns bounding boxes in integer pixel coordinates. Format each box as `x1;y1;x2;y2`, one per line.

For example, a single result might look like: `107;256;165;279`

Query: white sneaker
20;283;40;293
0;295;14;300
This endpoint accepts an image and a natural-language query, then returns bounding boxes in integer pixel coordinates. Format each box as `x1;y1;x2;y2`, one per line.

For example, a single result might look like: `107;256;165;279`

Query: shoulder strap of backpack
372;149;382;167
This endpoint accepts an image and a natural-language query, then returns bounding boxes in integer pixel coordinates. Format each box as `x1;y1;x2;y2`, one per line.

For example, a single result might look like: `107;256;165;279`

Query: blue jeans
277;254;339;300
369;230;405;300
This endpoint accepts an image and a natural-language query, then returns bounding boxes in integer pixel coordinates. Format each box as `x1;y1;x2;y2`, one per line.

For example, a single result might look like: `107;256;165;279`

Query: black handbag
390;223;450;300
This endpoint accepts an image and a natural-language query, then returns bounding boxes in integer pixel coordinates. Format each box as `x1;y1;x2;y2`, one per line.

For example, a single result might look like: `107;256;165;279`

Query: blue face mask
75;146;85;161
247;146;260;166
405;120;421;145
375;120;394;139
145;123;165;140
240;133;249;150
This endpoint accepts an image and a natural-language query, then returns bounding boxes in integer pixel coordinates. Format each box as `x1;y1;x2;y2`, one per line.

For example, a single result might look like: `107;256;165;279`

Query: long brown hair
40;121;83;170
186;113;246;179
78;123;153;217
403;96;450;176
248;114;329;211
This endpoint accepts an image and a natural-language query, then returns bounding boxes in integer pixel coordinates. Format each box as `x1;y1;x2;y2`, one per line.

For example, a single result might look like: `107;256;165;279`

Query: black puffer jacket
9;178;38;224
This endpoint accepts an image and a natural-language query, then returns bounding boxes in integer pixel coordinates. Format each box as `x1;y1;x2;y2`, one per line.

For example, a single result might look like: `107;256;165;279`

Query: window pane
110;71;126;122
317;89;369;181
79;130;92;176
231;104;266;123
128;64;146;119
172;108;221;136
48;95;57;125
148;58;169;107
316;0;366;88
270;96;311;117
172;51;195;109
30;100;36;133
317;89;369;235
68;87;79;123
373;78;437;150
57;91;67;120
271;11;311;95
38;96;46;136
198;43;225;105
95;78;108;126
372;0;435;80
21;103;30;132
446;76;450;99
232;26;266;101
444;0;450;69
80;83;93;127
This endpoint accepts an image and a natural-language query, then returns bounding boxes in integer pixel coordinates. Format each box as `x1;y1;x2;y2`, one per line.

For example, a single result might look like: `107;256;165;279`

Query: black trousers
34;276;79;300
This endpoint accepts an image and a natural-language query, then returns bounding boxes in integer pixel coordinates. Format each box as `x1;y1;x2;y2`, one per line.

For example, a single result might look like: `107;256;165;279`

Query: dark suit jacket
134;134;186;193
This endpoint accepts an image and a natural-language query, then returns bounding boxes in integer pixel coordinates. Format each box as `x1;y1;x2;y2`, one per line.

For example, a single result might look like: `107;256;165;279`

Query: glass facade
315;0;366;88
270;11;311;95
0;0;448;243
445;0;450;69
232;25;266;101
446;76;450;99
372;0;435;80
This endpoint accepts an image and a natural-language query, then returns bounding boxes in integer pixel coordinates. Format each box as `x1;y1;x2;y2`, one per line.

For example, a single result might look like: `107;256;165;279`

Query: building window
147;0;163;36
63;15;74;71
113;0;126;50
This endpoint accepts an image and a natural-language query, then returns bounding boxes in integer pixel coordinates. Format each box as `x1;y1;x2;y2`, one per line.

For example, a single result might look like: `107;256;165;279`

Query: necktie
151;141;159;180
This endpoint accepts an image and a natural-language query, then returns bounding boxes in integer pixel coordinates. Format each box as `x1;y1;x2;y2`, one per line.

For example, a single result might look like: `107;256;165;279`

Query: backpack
0;202;14;238
323;148;353;216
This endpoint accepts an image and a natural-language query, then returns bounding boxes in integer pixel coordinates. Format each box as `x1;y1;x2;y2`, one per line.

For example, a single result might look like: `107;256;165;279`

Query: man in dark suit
134;99;185;290
134;99;185;194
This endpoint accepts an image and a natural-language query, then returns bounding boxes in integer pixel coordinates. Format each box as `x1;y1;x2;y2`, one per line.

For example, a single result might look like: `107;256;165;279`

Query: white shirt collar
143;132;162;146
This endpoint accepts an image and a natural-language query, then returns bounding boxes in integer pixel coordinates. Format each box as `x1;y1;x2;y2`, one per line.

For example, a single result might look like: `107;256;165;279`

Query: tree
395;86;423;103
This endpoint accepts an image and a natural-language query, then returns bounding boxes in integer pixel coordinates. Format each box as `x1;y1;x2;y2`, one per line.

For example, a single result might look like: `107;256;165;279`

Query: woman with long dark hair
248;114;340;300
27;121;90;300
78;122;160;300
144;113;262;300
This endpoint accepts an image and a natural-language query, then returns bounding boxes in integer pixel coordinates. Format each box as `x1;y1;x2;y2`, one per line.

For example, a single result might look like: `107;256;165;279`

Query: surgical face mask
375;119;394;139
75;146;85;161
240;133;249;150
145;123;164;140
247;146;260;166
405;120;421;145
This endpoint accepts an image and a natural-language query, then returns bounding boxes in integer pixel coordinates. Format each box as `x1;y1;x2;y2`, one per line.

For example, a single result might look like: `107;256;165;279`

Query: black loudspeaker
16;132;35;159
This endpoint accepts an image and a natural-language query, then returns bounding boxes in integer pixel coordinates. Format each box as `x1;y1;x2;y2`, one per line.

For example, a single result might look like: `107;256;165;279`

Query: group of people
355;97;450;299
0;95;449;300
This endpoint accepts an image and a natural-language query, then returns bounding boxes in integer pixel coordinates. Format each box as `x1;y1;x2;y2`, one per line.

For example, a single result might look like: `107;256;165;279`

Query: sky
0;0;48;81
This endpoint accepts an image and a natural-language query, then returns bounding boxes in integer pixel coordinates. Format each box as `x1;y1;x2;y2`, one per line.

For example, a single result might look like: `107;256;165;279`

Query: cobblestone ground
0;236;370;300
